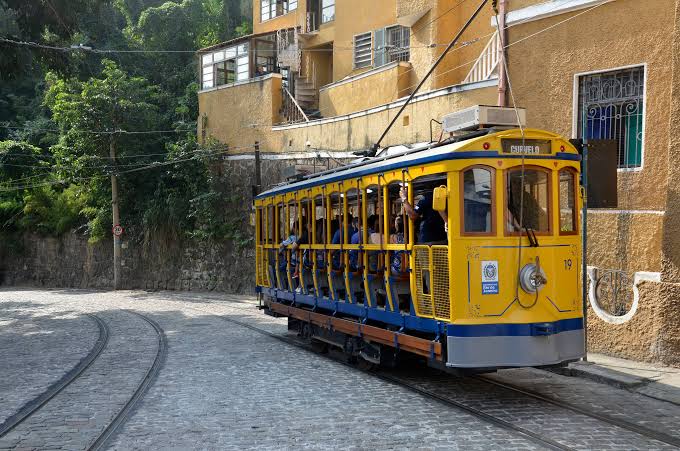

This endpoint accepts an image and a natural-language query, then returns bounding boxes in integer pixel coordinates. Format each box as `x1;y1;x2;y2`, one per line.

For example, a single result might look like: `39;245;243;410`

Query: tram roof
255;128;580;199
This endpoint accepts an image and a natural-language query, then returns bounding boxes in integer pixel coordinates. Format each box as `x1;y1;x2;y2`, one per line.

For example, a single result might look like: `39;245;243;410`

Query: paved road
0;289;679;450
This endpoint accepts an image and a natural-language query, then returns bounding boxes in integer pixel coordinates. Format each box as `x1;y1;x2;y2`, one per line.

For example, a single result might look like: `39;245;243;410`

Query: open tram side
254;125;585;371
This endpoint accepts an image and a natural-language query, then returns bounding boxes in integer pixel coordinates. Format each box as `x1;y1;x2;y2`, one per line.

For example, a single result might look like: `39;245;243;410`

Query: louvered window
353;32;372;69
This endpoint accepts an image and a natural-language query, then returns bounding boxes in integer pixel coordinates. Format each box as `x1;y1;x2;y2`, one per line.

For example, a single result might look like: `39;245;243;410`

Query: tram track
88;310;167;451
0;313;110;438
474;375;680;449
0;309;166;451
181;299;680;450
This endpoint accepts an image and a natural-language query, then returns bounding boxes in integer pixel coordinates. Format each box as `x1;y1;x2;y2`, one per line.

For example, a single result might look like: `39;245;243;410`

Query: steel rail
0;313;110;438
475;375;680;449
178;302;572;451
88;310;167;451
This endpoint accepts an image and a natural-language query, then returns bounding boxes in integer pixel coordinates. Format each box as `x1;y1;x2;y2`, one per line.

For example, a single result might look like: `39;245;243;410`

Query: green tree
44;59;171;239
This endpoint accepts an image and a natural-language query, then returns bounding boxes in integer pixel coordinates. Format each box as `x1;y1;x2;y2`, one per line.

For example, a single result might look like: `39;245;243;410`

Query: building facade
197;0;680;366
197;0;500;154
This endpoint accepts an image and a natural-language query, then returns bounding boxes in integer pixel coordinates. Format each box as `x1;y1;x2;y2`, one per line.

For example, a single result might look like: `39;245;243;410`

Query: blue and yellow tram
254;127;584;370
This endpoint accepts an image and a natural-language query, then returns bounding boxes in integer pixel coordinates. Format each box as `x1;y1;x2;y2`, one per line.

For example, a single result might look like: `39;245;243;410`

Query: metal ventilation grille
486;107;519;125
414;246;434;318
432;246;450;321
256;247;264;285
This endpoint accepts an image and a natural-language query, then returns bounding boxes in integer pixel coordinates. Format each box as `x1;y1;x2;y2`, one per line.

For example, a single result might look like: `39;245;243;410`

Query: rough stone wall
0;156;346;294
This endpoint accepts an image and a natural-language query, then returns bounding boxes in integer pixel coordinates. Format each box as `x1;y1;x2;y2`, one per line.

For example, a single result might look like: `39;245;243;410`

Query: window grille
321;0;335;23
386;25;410;63
353;32;372;69
577;66;645;169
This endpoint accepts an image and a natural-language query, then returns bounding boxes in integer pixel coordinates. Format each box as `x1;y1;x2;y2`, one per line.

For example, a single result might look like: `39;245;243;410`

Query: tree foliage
0;0;252;243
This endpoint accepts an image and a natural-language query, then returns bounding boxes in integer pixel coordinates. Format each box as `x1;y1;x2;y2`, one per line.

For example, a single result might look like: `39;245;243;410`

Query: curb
547;365;680;407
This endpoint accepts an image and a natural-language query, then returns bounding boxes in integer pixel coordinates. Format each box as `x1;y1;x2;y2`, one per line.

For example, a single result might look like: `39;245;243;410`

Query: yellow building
197;0;499;154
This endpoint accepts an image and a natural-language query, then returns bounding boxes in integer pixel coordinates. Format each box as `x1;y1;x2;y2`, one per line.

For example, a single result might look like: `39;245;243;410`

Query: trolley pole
581;143;588;361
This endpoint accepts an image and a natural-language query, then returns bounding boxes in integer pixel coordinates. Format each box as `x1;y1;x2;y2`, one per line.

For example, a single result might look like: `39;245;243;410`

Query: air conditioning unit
441;105;527;133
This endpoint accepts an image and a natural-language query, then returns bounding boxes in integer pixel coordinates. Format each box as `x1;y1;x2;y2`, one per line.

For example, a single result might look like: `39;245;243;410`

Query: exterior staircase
295;78;318;112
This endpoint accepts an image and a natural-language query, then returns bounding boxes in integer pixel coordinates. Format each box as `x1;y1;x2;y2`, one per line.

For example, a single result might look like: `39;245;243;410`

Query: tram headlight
519;263;547;293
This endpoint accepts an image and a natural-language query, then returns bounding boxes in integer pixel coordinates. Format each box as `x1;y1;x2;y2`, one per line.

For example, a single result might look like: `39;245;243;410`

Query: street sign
112;224;124;237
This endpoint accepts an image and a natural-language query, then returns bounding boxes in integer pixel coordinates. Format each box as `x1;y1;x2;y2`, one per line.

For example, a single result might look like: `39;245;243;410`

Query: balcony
319;62;412;117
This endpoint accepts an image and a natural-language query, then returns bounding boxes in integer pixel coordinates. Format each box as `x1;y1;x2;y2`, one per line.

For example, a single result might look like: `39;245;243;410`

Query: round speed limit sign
112;224;124;237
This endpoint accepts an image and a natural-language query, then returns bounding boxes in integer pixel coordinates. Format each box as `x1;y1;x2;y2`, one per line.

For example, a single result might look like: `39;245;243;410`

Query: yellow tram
254;126;584;370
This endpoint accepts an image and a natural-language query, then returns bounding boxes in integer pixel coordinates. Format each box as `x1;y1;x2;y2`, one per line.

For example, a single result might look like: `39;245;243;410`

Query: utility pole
254;141;262;195
496;0;508;107
110;136;121;290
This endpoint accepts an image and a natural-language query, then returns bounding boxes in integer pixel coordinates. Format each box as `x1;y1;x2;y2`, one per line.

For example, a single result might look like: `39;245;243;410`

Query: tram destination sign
501;139;551;155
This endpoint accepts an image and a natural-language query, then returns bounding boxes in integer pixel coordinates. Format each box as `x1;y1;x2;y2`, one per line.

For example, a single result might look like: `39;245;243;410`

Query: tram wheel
310;338;329;354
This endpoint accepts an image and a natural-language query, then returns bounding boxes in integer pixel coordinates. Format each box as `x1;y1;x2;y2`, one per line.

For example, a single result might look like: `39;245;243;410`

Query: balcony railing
280;87;309;124
463;31;500;84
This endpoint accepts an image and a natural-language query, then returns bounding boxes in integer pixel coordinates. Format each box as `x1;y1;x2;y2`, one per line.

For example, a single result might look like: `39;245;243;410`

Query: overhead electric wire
0;124;195;135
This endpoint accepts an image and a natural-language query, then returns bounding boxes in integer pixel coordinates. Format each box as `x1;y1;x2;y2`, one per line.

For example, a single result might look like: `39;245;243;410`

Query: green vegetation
0;0;252;243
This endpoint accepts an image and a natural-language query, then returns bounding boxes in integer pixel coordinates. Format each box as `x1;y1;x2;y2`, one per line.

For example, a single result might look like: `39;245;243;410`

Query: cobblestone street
1;288;680;450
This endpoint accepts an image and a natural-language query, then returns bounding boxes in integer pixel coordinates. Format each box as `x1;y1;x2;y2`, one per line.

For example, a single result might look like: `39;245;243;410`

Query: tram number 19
564;259;573;271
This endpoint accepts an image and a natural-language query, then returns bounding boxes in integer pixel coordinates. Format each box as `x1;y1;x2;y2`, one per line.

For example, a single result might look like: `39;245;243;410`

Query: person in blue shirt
349;215;378;270
331;215;355;269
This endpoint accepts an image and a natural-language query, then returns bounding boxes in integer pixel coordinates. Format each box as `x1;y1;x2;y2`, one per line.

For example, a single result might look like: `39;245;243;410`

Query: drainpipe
497;0;507;107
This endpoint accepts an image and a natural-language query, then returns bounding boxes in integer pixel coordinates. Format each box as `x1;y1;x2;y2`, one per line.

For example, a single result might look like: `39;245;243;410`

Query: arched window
559;169;578;234
460;166;495;235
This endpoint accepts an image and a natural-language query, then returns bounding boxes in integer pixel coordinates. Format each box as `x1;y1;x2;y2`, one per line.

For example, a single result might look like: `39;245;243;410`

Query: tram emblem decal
481;261;499;295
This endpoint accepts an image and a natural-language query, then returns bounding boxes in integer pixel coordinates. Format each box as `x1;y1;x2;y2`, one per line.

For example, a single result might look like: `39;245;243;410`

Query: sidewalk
553;353;680;405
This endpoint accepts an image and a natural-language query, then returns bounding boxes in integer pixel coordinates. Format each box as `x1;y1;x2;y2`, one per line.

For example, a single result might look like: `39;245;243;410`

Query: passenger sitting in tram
400;187;447;245
331;215;355;269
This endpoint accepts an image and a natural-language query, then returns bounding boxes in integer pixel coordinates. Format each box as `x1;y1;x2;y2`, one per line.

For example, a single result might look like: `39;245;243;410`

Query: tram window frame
558;168;578;235
345;187;361;244
387;182;410;246
299;197;312;248
504;166;553;236
459;165;496;236
288;200;298;240
364;184;384;247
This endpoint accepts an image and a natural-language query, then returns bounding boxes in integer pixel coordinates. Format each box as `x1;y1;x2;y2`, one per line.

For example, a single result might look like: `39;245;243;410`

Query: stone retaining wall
0;156;348;294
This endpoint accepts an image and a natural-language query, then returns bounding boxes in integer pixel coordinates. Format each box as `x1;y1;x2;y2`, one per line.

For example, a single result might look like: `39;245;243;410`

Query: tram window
314;195;326;244
346;188;359;244
366;185;384;244
559;169;577;234
409;174;448;244
299;199;311;246
329;192;342;244
506;168;551;233
277;203;285;242
288;202;298;239
387;182;409;245
461;167;494;234
267;205;275;244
